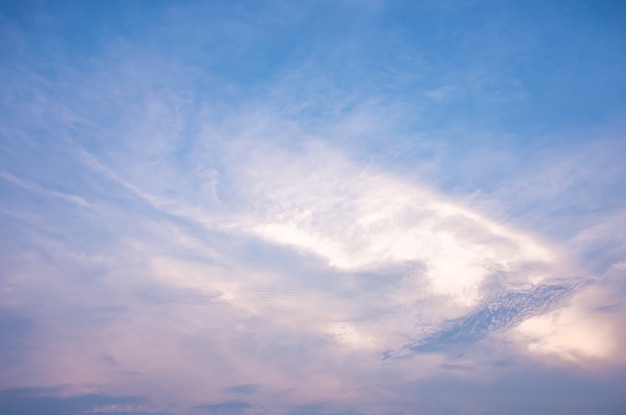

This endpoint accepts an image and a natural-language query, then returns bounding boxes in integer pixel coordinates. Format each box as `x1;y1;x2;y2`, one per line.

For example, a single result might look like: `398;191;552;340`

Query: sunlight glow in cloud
240;143;555;306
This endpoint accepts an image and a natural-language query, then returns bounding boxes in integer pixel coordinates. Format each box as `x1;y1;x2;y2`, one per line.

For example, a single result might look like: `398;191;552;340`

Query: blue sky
1;1;626;414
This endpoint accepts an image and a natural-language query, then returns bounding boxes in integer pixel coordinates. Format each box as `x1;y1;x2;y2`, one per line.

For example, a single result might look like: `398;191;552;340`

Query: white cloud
0;171;91;207
512;286;621;363
228;141;556;308
424;85;462;102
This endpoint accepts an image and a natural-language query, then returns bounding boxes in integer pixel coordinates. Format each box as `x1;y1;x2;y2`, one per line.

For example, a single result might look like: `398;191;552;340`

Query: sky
1;1;626;414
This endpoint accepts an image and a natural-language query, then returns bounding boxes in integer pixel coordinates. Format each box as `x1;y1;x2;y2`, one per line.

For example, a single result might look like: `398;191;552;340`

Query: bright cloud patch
233;142;556;308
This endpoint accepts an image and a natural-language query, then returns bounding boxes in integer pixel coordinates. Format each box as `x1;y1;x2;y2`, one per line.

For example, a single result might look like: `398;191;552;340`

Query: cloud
192;401;255;415
226;141;557;304
390;363;626;415
286;404;366;415
1;89;622;415
2;84;620;412
401;283;574;355
0;171;90;208
0;387;168;415
424;85;462;102
224;385;261;395
1;2;625;413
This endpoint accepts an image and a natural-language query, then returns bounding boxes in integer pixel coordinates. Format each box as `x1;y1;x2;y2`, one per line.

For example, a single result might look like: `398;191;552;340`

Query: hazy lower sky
1;1;626;414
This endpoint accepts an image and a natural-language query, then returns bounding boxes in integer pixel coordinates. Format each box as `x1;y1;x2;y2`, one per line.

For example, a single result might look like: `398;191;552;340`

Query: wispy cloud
1;1;625;414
